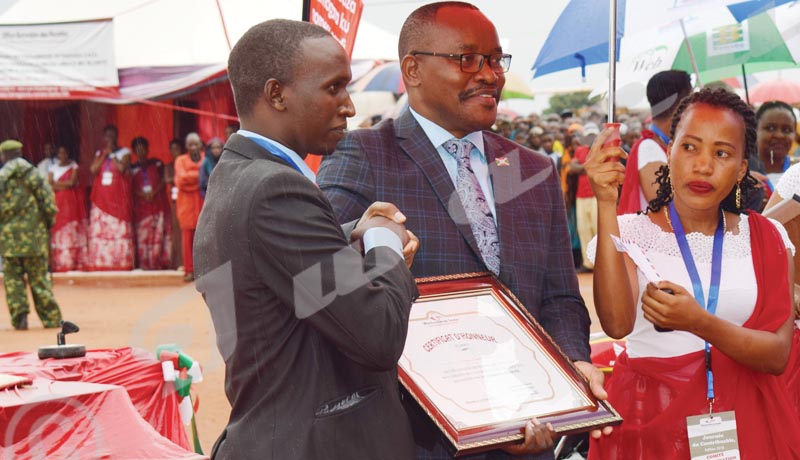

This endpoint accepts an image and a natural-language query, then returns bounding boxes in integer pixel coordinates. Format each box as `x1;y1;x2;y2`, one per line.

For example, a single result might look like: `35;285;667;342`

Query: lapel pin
495;157;510;166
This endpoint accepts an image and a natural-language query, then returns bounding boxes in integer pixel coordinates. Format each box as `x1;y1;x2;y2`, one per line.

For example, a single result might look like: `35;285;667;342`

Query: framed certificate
399;273;622;456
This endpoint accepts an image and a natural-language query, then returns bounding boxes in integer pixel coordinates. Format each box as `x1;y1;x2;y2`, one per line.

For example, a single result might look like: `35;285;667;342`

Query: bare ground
0;271;598;454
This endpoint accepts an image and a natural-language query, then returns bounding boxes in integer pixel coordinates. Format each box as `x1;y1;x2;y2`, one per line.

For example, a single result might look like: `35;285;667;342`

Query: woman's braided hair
645;87;758;214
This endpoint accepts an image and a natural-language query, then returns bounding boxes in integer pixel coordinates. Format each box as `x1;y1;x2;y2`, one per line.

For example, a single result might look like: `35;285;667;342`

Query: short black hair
228;19;331;118
103;124;118;135
647;70;692;120
398;2;479;59
756;100;797;124
131;136;149;150
647;87;758;214
169;138;182;149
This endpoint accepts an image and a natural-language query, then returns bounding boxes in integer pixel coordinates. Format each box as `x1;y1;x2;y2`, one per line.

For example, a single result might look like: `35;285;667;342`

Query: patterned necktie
444;139;500;275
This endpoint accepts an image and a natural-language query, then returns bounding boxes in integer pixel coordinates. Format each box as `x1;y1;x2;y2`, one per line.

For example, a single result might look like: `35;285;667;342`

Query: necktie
444;139;500;275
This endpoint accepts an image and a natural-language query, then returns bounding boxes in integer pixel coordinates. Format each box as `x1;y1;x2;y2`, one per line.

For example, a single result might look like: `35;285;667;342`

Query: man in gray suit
317;2;610;459
194;19;420;460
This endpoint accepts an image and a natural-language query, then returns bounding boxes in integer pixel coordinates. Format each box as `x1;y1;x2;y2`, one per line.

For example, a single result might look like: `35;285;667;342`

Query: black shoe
14;316;28;330
576;266;593;274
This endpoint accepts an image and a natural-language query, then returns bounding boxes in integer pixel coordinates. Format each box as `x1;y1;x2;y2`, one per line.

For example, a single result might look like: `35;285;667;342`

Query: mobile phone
654;288;674;332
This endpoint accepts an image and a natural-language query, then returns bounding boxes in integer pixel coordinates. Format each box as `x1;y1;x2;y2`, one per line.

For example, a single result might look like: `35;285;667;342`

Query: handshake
350;201;420;268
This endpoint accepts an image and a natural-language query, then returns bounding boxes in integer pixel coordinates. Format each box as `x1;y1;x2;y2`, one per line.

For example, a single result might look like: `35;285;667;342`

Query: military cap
0;139;23;152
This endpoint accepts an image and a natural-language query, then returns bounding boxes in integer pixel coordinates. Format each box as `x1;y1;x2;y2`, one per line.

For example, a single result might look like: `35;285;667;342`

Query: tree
545;91;601;115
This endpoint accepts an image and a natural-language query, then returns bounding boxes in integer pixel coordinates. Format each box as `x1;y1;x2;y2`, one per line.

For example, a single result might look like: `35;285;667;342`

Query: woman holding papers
584;88;800;459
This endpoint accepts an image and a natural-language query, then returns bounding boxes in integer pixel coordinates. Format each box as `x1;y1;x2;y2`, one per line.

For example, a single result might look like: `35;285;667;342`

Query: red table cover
0;348;191;450
1;378;205;459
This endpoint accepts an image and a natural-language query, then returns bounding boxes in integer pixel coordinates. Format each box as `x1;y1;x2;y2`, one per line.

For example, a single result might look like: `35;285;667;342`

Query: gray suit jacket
194;133;418;460
317;111;591;460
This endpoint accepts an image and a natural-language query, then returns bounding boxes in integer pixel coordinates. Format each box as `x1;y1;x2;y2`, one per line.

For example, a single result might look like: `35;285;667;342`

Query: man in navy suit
318;2;609;459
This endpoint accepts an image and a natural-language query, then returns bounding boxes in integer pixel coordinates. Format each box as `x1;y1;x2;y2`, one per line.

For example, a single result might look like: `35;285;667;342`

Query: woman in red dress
585;88;800;459
87;124;134;271
49;146;88;272
132;136;171;270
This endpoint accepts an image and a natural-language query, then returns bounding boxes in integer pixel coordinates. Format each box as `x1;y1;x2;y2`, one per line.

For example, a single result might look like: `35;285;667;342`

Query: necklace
664;205;726;234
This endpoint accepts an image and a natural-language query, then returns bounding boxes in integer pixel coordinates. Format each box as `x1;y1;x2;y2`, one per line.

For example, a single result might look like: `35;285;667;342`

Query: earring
736;182;742;210
771;150;774;164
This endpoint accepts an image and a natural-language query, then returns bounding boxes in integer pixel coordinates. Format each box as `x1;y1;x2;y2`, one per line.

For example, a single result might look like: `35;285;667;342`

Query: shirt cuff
363;227;403;258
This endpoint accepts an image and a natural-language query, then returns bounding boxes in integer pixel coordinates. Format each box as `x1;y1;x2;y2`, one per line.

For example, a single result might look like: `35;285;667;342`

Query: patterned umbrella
348;62;405;94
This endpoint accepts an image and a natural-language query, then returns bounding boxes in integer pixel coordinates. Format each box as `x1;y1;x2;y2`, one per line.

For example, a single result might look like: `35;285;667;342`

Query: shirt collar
238;129;316;183
409;107;486;158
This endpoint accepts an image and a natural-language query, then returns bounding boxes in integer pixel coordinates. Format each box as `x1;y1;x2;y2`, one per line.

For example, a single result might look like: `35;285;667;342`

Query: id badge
101;171;113;186
171;186;178;201
142;185;153;194
686;411;740;460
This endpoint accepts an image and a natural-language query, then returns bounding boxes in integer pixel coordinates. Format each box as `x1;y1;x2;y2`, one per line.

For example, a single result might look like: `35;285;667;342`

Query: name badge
686;411;740;460
142;185;153;194
101;171;113;186
171;186;178;201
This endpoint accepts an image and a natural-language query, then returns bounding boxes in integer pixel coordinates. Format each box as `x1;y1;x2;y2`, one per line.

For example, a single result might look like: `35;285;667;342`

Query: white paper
101;171;113;186
609;234;663;284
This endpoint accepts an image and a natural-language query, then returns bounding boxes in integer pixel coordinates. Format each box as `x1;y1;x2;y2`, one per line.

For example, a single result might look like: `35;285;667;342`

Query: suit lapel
394;110;483;263
485;134;516;282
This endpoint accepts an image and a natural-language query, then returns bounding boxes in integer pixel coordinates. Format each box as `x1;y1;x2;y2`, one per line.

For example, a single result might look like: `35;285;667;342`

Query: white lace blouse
776;162;800;199
588;213;794;358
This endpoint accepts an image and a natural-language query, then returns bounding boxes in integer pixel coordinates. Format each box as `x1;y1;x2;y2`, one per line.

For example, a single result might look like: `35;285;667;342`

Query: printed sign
707;21;750;57
0;20;119;99
305;0;364;57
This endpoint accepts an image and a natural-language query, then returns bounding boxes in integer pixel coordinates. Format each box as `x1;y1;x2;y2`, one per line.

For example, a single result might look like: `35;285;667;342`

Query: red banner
305;0;364;57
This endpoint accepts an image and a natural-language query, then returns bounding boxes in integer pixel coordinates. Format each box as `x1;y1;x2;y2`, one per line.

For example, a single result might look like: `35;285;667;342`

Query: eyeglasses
409;51;512;74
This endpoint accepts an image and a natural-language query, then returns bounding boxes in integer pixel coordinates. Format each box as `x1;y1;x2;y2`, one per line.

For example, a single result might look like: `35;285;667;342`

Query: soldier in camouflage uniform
0;139;62;330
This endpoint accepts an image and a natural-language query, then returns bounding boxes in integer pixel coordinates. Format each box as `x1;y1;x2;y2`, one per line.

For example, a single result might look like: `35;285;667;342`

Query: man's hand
502;418;555;455
574;360;614;439
403;230;420;269
351;202;410;247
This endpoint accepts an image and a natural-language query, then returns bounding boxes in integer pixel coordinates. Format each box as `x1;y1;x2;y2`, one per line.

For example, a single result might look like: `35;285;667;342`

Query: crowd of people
485;75;800;274
3;124;234;282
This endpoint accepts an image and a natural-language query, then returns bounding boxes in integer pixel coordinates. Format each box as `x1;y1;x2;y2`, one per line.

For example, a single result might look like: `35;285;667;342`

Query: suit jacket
317;111;591;460
194;133;419;460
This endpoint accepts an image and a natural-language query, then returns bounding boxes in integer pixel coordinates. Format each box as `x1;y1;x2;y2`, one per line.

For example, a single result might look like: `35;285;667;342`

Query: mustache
459;85;500;102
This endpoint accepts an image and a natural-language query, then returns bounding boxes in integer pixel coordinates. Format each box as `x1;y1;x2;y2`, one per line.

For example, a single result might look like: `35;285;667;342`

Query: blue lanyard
649;124;670;145
245;136;304;174
668;202;725;404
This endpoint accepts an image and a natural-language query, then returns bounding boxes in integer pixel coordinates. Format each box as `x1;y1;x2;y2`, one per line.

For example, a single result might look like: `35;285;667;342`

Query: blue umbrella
531;0;625;80
727;0;795;22
348;62;406;94
532;0;786;80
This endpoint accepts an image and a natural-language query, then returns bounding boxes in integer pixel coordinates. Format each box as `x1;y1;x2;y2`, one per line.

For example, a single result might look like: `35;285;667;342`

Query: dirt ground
0;271;599;454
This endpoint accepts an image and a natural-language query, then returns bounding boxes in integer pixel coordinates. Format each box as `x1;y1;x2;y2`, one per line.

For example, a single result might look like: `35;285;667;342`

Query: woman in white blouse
584;88;800;459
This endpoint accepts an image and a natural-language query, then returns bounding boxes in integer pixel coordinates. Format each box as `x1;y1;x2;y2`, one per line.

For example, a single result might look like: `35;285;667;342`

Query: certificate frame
399;272;622;456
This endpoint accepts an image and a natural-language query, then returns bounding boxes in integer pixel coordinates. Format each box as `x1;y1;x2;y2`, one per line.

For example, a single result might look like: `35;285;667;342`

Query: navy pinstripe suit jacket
317;110;591;460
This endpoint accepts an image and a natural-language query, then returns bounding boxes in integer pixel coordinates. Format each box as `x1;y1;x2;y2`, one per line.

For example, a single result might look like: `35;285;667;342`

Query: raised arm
90;150;108;175
584;129;639;338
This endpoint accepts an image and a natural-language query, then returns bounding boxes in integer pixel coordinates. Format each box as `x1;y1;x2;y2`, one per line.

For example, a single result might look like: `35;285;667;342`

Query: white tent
0;0;302;100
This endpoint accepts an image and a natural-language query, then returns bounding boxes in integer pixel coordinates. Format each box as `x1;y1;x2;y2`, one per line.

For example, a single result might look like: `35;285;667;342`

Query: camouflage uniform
0;157;61;328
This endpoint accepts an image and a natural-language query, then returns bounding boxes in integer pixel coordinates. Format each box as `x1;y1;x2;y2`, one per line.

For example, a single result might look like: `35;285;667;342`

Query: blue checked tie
444;139;500;275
